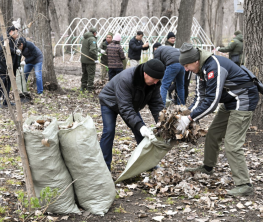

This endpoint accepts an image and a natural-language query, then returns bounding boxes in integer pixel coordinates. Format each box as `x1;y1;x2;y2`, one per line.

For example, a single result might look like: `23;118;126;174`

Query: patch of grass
194;194;200;199
112;148;121;155
145;197;155;202
118;137;132;141
166;197;175;204
0;187;7;192
148;209;158;212
141;190;147;194
114;205;126;213
3;145;12;154
115;194;120;199
6;179;21;186
0;207;6;214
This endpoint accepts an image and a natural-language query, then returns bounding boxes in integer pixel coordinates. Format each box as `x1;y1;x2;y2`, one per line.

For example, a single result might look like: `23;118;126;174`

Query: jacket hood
234;33;243;42
198;48;213;75
84;32;94;39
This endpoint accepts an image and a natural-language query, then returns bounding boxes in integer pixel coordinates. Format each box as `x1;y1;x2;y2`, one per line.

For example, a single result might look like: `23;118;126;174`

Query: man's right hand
140;125;152;138
143;42;149;48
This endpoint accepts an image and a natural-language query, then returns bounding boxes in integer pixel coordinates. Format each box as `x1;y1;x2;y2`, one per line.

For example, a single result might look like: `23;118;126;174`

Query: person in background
99;59;165;171
80;27;99;92
99;32;113;80
165;32;176;47
106;33;126;80
0;25;20;108
17;37;43;94
128;31;149;67
153;42;185;106
217;30;243;66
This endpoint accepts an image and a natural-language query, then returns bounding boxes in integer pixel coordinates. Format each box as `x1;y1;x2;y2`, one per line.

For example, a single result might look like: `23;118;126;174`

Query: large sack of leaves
116;137;172;183
58;113;115;216
23;116;80;214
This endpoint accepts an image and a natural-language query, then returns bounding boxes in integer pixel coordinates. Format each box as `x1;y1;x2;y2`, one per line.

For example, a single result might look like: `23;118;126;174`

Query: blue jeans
100;105;144;170
24;62;43;94
160;63;185;105
108;68;123;80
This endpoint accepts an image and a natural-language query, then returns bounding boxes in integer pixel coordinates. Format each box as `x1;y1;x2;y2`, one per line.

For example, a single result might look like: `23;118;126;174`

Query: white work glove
94;60;99;64
100;49;106;54
20;61;25;65
16;49;21;56
176;115;191;134
140;125;155;140
216;46;220;51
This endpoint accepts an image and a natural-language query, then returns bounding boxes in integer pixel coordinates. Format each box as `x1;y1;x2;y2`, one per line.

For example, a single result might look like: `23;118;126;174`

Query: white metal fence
54;16;214;62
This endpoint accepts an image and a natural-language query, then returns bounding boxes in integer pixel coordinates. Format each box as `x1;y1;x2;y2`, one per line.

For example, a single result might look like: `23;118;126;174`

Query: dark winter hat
7;25;17;33
179;42;200;65
167;32;175;39
89;27;97;33
144;59;165;79
234;30;242;35
152;42;162;52
17;37;26;46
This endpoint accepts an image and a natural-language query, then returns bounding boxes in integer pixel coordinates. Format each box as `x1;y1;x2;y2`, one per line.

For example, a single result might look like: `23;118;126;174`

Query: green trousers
81;63;96;90
204;104;253;185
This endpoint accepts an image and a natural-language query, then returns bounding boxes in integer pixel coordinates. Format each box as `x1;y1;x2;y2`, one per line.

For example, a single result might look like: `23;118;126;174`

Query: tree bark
175;0;196;48
244;0;263;129
22;0;35;37
214;0;224;47
0;0;13;28
0;8;36;199
238;13;244;33
49;0;62;56
120;0;129;17
199;0;206;31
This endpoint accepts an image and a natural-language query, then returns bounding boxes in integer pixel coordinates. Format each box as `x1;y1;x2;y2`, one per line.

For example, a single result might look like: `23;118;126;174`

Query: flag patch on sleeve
208;71;214;79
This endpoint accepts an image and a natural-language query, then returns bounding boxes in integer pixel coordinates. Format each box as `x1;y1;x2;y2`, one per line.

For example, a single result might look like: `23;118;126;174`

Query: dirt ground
0;63;263;222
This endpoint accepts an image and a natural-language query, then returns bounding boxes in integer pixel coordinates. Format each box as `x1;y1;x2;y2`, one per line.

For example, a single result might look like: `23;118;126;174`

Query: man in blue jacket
177;43;259;196
17;37;43;94
128;31;149;67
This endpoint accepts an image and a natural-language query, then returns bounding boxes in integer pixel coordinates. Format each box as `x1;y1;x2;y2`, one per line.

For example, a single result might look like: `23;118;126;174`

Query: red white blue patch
207;71;214;79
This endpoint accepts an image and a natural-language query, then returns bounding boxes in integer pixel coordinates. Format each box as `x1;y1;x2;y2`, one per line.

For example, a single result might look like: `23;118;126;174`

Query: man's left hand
176;115;191;134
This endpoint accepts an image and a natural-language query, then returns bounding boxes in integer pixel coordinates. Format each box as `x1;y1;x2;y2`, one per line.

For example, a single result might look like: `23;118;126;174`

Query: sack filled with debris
23;116;80;214
58;113;115;216
115;136;172;183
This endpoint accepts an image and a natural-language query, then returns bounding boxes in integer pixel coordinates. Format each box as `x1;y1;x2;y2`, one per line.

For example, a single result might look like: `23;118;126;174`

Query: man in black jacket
128;31;149;67
0;25;20;108
99;59;165;170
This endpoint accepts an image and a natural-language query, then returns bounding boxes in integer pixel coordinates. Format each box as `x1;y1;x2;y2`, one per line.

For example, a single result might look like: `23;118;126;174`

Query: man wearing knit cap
99;59;165;171
217;30;243;66
106;33;126;80
99;32;113;80
80;27;99;92
177;42;259;197
165;32;176;47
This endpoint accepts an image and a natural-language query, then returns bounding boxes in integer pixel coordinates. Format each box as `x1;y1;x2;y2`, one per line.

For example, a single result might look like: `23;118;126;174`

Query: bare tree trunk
0;8;36;199
0;0;13;28
244;0;263;129
49;0;62;56
238;13;244;33
199;0;206;31
206;0;214;43
234;13;238;31
22;0;35;37
175;0;196;48
214;0;224;47
120;0;129;17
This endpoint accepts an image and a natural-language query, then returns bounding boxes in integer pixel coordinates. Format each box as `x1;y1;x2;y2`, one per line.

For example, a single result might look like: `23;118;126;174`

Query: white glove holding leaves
94;60;99;64
16;49;21;56
216;46;220;51
100;49;106;54
20;61;25;65
176;115;191;134
140;125;155;139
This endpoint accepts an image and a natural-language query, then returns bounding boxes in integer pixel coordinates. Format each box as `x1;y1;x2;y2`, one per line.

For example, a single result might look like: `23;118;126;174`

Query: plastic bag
58;113;115;216
23;116;80;214
115;136;172;183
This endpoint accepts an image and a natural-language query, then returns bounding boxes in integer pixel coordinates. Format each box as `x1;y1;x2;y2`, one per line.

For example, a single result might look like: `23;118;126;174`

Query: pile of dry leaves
154;104;208;143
